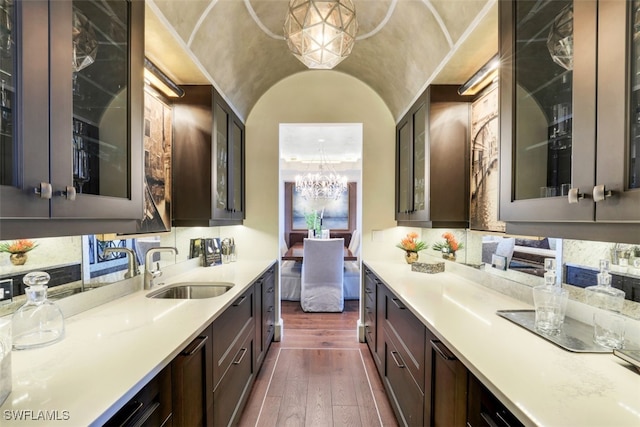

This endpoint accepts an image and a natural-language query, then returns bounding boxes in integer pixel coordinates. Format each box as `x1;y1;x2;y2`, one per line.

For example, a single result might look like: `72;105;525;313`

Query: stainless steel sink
147;282;234;299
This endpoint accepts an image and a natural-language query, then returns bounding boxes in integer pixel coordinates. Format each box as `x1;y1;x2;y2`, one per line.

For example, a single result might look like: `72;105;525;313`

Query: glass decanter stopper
585;260;626;349
12;272;65;350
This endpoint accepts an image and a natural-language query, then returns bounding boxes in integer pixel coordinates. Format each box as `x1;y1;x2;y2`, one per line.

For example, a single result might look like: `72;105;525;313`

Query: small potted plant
396;232;427;264
0;239;39;266
432;232;463;261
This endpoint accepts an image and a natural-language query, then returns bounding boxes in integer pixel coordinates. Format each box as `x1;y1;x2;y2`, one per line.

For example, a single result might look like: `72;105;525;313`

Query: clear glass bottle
12;272;65;350
532;258;568;335
585;260;626;348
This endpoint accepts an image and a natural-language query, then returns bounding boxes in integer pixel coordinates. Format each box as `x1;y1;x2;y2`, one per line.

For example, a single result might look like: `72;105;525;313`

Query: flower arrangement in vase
0;239;39;266
396;232;426;264
432;232;463;261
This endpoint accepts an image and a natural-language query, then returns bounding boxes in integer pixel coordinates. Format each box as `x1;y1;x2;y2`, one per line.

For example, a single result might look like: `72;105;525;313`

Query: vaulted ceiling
144;0;498;122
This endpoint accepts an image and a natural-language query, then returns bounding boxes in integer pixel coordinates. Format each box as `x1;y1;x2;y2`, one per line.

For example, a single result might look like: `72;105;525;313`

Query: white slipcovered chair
300;238;344;312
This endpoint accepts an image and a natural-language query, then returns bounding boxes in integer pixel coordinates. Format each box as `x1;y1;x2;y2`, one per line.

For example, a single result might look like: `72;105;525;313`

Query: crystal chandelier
283;0;358;70
295;151;348;203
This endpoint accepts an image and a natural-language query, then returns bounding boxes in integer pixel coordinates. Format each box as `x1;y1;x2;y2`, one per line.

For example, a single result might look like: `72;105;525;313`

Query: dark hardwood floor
239;301;398;427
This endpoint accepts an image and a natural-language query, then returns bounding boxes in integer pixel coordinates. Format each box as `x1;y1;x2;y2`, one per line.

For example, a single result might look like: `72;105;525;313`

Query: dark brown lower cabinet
467;374;524;427
384;329;425;426
255;266;276;370
171;326;213;427
104;365;172;427
213;330;255;426
426;337;468;427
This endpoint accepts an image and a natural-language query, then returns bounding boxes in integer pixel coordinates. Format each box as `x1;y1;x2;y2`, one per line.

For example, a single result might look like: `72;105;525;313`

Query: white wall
239;70;397;262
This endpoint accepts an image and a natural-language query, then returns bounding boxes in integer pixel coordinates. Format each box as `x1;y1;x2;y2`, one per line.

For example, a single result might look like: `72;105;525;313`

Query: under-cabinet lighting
143;58;184;98
458;54;499;96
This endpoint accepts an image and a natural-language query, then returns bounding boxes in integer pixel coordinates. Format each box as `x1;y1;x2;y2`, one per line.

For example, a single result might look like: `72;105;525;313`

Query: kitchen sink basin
147;282;234;299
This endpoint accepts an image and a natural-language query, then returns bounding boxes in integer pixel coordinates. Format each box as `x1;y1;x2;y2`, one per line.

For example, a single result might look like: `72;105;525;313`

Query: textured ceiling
145;0;498;122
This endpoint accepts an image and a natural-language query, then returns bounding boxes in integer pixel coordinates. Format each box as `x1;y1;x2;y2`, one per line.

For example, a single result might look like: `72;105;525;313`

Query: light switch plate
0;279;12;305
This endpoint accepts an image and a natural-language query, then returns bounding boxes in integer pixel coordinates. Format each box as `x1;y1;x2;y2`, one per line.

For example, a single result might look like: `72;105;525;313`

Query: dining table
282;242;356;262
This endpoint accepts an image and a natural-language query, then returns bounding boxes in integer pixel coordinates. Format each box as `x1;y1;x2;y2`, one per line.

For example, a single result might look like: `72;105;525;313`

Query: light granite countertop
365;259;640;427
0;259;275;426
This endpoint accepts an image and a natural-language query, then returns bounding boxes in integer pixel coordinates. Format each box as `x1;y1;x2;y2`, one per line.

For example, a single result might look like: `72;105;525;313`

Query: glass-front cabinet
500;0;639;223
395;86;469;227
0;0;143;238
173;86;244;226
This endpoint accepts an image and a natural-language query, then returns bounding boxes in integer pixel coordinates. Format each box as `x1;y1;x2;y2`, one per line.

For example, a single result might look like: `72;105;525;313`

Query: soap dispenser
585;260;626;349
532;258;568;335
12;272;65;350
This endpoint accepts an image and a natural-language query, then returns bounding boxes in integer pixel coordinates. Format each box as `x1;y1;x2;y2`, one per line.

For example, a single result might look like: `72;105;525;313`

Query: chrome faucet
144;247;178;290
103;247;140;279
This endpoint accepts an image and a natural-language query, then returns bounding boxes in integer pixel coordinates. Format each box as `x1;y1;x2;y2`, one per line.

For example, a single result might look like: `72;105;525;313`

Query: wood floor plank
256;396;282;427
304;375;333;427
332;406;362;427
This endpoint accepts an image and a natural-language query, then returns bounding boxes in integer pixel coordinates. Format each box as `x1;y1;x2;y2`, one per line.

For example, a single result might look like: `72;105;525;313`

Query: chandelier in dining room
295;153;348;203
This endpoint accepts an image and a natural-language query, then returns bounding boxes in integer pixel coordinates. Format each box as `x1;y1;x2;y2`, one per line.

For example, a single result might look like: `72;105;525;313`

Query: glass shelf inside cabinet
513;0;574;201
629;0;640;190
0;0;14;187
71;0;129;198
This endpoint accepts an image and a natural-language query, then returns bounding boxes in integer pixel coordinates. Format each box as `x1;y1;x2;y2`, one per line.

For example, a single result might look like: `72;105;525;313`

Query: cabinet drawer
213;331;254;427
385;293;426;391
213;287;254;389
385;330;424;427
105;366;172;427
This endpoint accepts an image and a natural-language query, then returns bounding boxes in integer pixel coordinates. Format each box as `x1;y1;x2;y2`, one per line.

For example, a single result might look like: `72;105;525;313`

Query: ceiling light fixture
144;58;185;98
295;148;348;206
283;0;358;70
458;54;499;96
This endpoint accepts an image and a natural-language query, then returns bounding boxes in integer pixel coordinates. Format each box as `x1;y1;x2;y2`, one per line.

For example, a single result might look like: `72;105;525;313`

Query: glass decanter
12;271;65;350
585;260;626;348
532;258;568;335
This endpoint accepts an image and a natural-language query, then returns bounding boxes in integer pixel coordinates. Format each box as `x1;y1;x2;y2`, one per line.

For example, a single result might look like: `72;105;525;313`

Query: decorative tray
496;309;612;353
613;349;640;373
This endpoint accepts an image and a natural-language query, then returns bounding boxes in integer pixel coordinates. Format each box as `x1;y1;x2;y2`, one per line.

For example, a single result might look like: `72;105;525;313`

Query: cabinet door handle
33;182;52;199
391;298;405;310
567;188;587;204
266;287;274;293
267;306;274;313
390;350;405;368
431;340;456;361
182;335;208;356
57;186;76;201
593;184;613;202
233;295;247;306
233;347;248;365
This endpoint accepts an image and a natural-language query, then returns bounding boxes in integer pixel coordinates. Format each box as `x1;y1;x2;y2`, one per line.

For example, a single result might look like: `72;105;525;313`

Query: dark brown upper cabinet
172;85;245;226
499;0;640;231
395;85;471;228
0;0;144;239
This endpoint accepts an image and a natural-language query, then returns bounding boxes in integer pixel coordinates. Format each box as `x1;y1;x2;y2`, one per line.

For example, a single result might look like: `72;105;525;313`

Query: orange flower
396;233;426;252
0;239;38;254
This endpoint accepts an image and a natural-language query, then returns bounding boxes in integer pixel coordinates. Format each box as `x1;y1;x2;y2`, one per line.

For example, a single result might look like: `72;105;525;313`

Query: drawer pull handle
132;402;160;427
182;335;208;356
390;350;405;368
480;411;501;427
431;340;456;361
391;298;405;310
233;295;247;306
233;347;248;365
